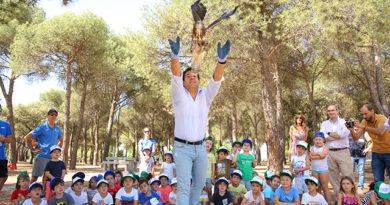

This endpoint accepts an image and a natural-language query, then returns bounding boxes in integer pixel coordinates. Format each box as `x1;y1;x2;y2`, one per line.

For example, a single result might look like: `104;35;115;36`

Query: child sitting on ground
301;176;327;205
65;172;86;195
157;174;171;204
69;177;88;205
361;181;390;205
44;145;66;201
228;170;247;205
274;171;300;205
139;179;162;205
290;141;310;197
11;171;30;205
241;176;265;205
149;178;161;197
263;170;274;190
115;173;138;205
160;151;175;180
263;175;281;205
49;178;75;205
23;182;47;205
115;170;123;186
215;146;232;180
92;180;113;205
168;178;177;205
233;139;257;191
337;176;362;205
211;177;233;205
87;176;98;205
104;171;121;198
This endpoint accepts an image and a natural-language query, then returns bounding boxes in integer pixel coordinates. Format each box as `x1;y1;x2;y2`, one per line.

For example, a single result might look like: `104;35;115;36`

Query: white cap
50;145;62;153
170;178;177;186
296;141;308;149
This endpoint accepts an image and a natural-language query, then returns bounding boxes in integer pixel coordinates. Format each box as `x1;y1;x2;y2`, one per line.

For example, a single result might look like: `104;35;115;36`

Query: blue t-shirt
275;186;300;203
139;138;156;153
263;186;275;203
0;120;12;160
44;160;66;181
31;123;62;159
211;191;233;205
139;190;161;205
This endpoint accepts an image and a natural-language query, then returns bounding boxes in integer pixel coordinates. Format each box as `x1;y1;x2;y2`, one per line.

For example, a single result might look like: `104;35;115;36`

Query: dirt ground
0;161;388;204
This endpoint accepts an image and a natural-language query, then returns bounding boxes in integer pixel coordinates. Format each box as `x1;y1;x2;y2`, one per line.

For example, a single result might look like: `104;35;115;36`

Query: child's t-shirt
263;186;275;203
44;160;66;181
292;154;309;177
69;191;88;205
215;159;232;179
11;188;29;200
243;190;264;205
169;191;177;201
199;191;209;205
92;193;114;205
237;153;254;180
228;183;247;199
301;192;328;205
87;188;98;200
211;191;233;205
23;199;48;205
108;184;122;198
139;155;154;174
161;162;175;180
49;193;75;205
275;186;300;203
207;153;216;178
139;190;161;205
115;187;139;205
158;185;172;203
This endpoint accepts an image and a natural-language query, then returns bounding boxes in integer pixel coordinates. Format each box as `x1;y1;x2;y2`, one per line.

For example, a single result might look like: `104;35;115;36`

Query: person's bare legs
0;177;7;191
31;176;38;183
319;172;332;204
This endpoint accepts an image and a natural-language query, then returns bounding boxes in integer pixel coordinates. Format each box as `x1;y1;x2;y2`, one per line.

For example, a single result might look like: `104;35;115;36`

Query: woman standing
288;113;308;158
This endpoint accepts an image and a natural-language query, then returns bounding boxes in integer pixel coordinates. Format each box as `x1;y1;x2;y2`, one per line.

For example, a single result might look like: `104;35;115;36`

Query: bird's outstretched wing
206;6;238;32
191;0;207;23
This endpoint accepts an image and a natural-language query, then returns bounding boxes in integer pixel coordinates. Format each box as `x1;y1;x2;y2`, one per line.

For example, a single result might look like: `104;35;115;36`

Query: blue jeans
371;152;390;182
173;140;207;205
351;156;365;188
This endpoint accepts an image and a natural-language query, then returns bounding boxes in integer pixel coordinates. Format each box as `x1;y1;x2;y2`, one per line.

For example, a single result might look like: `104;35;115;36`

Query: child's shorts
45;181;55;201
293;176;308;194
206;178;212;189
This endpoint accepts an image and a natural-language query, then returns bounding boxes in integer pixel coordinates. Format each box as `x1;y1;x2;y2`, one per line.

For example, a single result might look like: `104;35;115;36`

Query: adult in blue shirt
138;127;157;157
24;109;63;184
0;105;13;191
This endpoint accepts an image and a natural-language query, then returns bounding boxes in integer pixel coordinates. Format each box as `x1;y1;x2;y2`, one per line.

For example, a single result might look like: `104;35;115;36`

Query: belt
174;137;204;145
329;147;348;151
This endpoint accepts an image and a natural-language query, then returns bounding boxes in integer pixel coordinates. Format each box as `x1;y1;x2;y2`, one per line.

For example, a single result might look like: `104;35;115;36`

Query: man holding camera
320;104;354;197
349;104;390;182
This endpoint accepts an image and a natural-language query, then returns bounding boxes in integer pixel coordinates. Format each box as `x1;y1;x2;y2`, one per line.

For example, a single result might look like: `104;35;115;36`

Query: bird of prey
190;0;238;73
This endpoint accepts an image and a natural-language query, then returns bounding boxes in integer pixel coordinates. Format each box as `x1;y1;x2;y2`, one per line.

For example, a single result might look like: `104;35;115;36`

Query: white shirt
22;199;47;205
320;117;350;149
169;191;177;201
139;155;154;174
301;192;328;205
115;187;139;202
70;191;88;205
385;117;390;132
171;73;223;142
243;191;264;205
161;162;176;180
92;193;113;205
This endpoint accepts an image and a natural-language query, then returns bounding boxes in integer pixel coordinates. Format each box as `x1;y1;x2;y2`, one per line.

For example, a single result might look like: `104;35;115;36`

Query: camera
346;121;354;128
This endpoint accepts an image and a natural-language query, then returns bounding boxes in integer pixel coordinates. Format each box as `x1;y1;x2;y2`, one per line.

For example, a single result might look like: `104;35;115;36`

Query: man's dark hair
51;180;64;191
362;104;374;111
270;175;280;181
182;67;200;81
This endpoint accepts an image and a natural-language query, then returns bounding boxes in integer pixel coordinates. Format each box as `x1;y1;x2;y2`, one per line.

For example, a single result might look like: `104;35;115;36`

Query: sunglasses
50;114;58;117
144;131;150;133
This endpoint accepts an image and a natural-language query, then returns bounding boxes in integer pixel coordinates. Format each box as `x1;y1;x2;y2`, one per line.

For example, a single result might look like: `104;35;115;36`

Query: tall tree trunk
260;49;282;172
62;63;73;167
89;118;94;164
231;100;238;142
302;67;318;132
349;36;384;115
93;111;100;166
83;119;90;164
133;130;137;159
373;40;389;116
103;86;118;161
70;79;88;169
115;109;121;157
0;73;17;167
273;63;286;164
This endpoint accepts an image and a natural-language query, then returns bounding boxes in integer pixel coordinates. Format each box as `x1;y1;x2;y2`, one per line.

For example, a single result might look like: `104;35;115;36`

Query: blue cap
49;177;63;191
72;172;85;180
242;139;253;147
314;132;325;140
104;170;115;179
231;170;243;179
165;151;173;159
96;174;103;182
90;176;98;182
216;177;230;186
28;182;43;193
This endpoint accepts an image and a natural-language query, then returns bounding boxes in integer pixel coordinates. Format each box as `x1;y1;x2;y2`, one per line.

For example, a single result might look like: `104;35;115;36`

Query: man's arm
0;135;11;143
169;37;181;77
24;133;42;153
58;137;63;147
355;120;386;136
348;124;365;141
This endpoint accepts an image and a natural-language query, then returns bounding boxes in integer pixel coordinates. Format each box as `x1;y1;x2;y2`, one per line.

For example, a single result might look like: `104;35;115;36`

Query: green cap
130;172;140;182
375;181;390;199
296;141;308;149
121;173;136;186
250;176;263;186
280;170;294;180
305;176;320;186
264;170;274;179
139;171;150;179
16;171;29;189
232;141;242;147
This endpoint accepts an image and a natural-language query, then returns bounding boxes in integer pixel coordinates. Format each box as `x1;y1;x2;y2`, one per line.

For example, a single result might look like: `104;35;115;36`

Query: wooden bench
102;157;137;172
